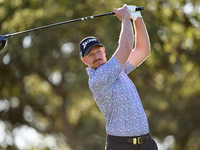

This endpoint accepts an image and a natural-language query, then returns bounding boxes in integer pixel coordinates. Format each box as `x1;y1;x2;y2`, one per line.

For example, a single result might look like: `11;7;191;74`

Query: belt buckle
138;137;143;144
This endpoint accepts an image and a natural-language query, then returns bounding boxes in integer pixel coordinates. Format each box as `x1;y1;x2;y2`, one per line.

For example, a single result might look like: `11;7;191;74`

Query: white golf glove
123;4;142;21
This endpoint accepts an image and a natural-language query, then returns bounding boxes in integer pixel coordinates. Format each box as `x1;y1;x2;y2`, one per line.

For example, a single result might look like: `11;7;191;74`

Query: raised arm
128;14;150;67
112;6;134;68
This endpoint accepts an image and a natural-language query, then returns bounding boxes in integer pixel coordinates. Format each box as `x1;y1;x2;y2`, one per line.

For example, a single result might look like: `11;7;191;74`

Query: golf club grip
136;6;144;11
109;6;144;16
93;6;144;17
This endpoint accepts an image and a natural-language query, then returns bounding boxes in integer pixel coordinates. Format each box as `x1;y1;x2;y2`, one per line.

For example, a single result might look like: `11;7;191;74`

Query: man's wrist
123;14;131;21
132;16;143;22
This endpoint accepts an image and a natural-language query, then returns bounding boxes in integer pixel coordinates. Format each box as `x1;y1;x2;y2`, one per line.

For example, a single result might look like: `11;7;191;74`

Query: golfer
79;4;158;150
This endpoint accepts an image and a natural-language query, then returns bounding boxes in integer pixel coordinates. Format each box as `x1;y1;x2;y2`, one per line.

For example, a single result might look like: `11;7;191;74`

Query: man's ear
81;57;88;65
102;47;106;56
102;47;105;52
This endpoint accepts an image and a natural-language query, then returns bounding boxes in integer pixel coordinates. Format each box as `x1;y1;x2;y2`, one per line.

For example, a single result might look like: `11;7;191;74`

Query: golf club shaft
5;7;144;38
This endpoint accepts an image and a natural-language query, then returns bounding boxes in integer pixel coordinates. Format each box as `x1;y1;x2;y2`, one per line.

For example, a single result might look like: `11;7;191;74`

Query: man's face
81;46;107;69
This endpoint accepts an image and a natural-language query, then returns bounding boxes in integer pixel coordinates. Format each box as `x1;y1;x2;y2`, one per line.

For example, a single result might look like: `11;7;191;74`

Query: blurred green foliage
0;0;200;150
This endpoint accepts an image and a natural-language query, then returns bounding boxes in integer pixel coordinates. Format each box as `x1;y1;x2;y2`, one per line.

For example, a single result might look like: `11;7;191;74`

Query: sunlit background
0;0;200;150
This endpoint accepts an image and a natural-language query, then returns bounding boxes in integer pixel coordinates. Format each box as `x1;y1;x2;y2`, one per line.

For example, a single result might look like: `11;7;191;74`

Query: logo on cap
82;38;97;49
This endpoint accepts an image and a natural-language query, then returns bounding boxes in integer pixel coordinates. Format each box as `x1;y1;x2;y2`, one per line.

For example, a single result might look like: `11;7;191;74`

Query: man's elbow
146;43;151;56
124;43;134;53
141;47;151;63
128;41;134;51
143;46;151;58
136;50;151;67
146;49;151;57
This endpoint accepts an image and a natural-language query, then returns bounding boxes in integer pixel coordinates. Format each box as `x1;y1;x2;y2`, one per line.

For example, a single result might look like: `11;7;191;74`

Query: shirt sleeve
123;61;136;75
87;57;122;100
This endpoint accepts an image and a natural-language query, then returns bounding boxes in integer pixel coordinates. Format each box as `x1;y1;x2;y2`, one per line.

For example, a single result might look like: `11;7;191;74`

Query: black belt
107;133;151;145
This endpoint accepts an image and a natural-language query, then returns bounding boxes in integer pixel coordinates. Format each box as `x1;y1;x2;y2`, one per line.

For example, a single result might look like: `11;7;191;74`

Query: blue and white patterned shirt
86;57;149;136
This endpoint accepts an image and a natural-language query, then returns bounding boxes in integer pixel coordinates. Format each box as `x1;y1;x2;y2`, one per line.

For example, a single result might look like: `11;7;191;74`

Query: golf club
0;6;144;51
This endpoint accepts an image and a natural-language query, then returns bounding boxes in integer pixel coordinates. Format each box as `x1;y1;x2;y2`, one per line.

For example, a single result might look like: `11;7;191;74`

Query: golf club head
0;35;7;51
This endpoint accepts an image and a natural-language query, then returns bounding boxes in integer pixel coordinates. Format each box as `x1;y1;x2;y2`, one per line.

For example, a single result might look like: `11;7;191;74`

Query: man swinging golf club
80;4;158;150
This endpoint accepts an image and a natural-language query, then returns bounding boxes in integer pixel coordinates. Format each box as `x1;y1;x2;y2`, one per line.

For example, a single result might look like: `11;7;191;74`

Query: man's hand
114;5;130;20
126;5;142;21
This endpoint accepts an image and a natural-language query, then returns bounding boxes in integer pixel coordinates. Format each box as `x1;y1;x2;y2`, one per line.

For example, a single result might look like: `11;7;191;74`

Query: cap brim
83;44;103;56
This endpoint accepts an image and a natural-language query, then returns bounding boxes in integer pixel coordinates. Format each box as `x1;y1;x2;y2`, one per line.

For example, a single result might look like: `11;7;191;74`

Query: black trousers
105;135;158;150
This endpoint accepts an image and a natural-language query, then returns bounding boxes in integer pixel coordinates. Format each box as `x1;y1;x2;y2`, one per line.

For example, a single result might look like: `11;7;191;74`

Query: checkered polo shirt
86;57;149;136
